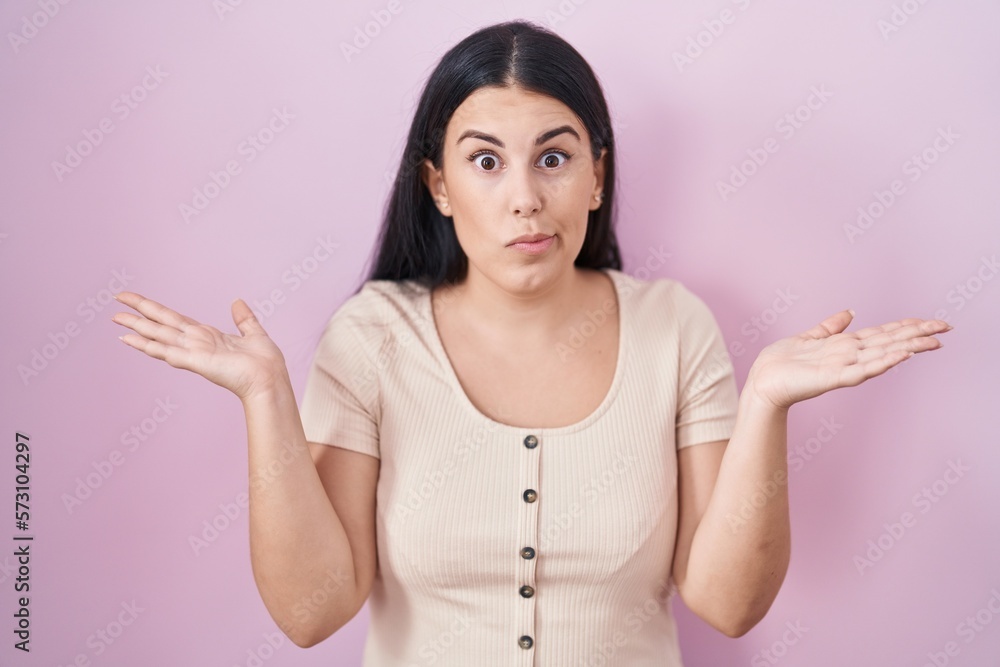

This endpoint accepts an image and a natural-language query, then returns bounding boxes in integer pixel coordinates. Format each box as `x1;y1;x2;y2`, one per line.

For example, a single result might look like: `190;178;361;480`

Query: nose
508;166;542;217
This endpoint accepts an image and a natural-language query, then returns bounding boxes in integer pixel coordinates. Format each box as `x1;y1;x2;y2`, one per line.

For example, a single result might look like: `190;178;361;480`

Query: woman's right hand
111;292;289;402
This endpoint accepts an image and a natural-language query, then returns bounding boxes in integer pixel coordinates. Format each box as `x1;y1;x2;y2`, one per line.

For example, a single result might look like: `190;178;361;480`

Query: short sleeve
298;303;381;459
672;281;739;450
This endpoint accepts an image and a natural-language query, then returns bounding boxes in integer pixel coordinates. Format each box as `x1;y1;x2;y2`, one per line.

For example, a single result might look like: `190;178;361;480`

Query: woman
110;19;952;665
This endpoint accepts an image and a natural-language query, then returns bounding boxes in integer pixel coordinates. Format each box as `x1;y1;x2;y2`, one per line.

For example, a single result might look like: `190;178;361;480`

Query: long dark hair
359;19;621;293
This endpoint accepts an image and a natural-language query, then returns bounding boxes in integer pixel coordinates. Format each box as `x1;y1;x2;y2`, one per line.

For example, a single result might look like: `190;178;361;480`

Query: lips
508;235;555;255
508;233;553;246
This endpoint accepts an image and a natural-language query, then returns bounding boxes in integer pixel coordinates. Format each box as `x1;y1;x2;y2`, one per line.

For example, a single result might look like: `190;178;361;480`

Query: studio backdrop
1;0;997;665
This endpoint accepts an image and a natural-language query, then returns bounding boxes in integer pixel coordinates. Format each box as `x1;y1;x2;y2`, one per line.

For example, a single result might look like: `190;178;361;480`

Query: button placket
517;432;540;657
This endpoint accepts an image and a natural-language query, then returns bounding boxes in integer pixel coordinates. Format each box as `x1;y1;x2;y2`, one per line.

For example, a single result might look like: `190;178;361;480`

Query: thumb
231;298;265;336
803;308;854;339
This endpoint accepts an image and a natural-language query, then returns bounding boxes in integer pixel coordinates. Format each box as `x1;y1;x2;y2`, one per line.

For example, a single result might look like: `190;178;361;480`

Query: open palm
746;310;953;411
111;291;288;401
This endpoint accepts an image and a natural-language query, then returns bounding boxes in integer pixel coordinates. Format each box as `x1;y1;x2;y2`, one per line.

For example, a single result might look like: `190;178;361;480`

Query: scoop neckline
422;268;627;435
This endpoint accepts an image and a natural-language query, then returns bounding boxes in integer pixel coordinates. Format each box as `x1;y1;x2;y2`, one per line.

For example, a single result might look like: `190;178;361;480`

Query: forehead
447;86;583;138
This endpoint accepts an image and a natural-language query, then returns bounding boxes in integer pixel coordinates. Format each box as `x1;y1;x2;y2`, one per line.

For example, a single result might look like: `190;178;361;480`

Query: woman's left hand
745;309;953;411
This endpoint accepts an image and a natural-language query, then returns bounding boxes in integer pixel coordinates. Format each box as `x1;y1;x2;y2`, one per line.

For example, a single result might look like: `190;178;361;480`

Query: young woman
110;19;952;666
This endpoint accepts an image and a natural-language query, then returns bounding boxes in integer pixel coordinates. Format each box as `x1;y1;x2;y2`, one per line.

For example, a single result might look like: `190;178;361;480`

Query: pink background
2;1;998;665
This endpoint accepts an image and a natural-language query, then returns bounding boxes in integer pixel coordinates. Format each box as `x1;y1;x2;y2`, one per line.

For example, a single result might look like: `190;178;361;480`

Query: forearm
683;381;791;636
242;374;358;646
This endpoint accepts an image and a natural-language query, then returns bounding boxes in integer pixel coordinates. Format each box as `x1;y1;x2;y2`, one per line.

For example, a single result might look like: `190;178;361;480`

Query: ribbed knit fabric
298;267;740;666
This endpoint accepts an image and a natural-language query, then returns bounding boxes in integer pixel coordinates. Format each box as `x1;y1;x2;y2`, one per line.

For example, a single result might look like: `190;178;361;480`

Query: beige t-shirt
299;267;739;666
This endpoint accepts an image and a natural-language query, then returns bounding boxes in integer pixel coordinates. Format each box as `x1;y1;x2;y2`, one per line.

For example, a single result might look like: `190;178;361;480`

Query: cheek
451;214;496;257
449;173;498;215
448;181;500;241
548;179;594;222
548;171;592;206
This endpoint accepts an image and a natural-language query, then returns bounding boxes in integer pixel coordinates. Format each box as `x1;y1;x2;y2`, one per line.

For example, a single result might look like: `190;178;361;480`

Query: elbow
283;624;325;649
682;585;772;639
694;603;767;638
292;635;327;650
286;611;356;648
274;612;339;649
686;555;790;638
718;612;763;638
717;592;778;638
284;595;363;648
285;621;338;649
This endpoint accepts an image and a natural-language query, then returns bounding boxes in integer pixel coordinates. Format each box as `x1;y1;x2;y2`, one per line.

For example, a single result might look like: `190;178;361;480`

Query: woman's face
422;85;607;294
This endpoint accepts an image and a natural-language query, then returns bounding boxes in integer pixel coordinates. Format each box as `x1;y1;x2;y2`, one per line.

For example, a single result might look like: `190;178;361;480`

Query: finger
856;335;943;364
847;319;920;340
113;291;199;332
858;319;951;350
117;331;189;369
800;309;854;340
839;348;914;386
112;311;185;347
231;298;266;337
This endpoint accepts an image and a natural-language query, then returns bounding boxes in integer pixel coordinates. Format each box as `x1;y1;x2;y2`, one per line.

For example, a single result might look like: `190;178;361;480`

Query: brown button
520;585;534;598
523;489;537;503
520;546;535;559
523;434;538;449
519;635;533;649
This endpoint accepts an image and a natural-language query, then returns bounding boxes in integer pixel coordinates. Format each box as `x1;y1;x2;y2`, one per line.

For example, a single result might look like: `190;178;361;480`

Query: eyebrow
455;125;581;148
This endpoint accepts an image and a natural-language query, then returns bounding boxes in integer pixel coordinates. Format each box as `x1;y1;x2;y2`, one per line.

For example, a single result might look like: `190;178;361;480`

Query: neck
438;265;595;344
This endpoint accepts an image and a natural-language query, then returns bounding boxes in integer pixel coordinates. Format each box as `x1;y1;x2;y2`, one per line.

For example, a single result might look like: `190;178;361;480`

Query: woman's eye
538;151;569;168
471;152;500;171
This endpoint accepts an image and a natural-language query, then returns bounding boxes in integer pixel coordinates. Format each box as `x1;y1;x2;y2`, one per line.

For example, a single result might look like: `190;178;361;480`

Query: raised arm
111;292;375;647
672;309;952;636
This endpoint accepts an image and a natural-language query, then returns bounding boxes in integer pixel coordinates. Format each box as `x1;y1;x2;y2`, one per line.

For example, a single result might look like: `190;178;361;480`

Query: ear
421;158;451;217
590;147;608;211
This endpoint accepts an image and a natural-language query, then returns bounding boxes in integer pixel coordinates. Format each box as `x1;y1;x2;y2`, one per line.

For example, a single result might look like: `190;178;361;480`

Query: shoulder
608;269;716;324
322;278;426;331
312;278;427;360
